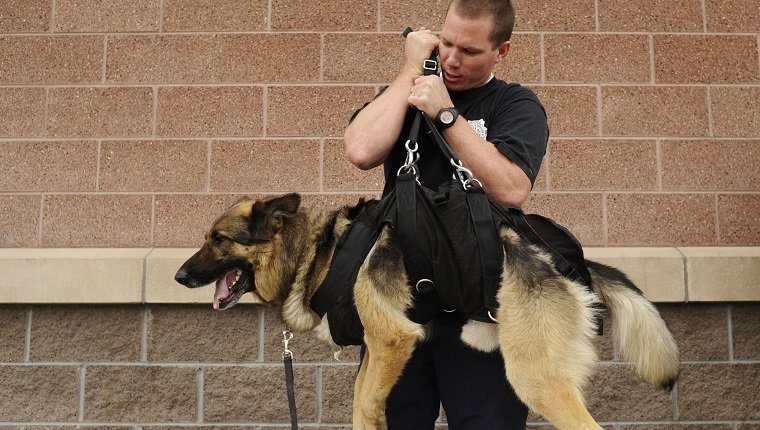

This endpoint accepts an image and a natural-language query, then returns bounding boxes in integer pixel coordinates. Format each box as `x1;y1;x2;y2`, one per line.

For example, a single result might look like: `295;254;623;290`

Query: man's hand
404;27;439;75
409;75;453;119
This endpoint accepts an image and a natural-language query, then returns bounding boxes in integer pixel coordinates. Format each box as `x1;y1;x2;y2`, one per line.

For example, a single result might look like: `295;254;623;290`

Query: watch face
440;110;454;124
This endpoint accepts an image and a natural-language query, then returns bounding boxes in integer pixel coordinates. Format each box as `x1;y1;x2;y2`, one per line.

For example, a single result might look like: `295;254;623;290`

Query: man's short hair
447;0;516;46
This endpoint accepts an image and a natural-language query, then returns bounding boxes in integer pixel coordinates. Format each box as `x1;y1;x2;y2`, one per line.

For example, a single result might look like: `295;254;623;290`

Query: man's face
439;11;510;91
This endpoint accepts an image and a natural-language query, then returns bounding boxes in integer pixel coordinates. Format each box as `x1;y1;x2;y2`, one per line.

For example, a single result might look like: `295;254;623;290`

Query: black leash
282;329;298;430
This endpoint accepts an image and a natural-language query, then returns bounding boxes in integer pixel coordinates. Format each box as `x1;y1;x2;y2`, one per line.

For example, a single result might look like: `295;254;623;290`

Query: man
344;0;548;428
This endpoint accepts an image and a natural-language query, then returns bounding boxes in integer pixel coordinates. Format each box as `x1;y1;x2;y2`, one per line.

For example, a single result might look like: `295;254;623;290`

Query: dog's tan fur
175;193;680;430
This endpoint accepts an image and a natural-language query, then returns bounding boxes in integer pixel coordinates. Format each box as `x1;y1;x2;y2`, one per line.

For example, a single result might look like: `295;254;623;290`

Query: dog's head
174;193;302;310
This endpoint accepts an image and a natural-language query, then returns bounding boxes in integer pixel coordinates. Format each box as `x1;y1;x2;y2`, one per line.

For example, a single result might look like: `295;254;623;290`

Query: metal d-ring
487;310;498;323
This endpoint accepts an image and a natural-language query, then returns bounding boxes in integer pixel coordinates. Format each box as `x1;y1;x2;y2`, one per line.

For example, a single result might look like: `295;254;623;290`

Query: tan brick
678;363;760;420
48;87;153;138
663;140;760;191
531;86;598;136
262;309;361;363
655;35;759;84
495;33;542;84
682;247;760;301
602;86;709;137
0;88;45;137
513;0;596;31
106;35;215;84
711;87;760;138
598;0;703;32
107;34;321;84
267;86;376;137
100;140;207;192
301;193;382;212
706;0;760;32
41;195;152;247
272;0;376;31
621;425;732;430
658;304;728;361
153;194;245;247
718;194;760;244
583;248;686;303
0;36;102;84
0;141;97;191
523;193;605;246
733;304;760;359
0;249;146;303
215;34;321;83
30;306;143;361
204;366;317;422
0;195;40;247
607;194;716;245
84;365;196;421
323;139;385;192
0;0;50;32
549;139;657;191
54;0;159;32
324;34;405;83
157;86;262;137
585;364;673;421
163;0;268;31
379;0;449;31
210;140;320;192
0;366;79;421
147;305;259;362
321;366;358;423
545;34;650;83
0;306;26;362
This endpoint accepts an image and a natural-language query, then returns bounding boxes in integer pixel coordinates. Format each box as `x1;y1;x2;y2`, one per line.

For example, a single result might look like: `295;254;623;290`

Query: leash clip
282;329;294;358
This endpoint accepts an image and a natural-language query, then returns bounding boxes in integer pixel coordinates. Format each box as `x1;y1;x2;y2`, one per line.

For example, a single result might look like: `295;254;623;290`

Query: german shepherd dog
175;193;680;430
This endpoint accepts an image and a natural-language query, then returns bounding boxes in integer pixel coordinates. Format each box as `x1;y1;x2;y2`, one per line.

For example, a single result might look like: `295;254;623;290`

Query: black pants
383;313;528;430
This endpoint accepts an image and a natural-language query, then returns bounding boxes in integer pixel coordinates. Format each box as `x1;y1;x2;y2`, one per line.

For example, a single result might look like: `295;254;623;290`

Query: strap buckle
423;59;438;74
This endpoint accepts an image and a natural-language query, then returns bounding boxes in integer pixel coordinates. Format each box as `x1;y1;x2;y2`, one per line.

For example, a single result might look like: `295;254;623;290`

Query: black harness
310;39;594;346
310;113;594;346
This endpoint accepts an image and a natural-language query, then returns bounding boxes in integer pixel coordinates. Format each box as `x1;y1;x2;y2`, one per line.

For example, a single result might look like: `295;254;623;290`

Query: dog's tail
587;260;680;391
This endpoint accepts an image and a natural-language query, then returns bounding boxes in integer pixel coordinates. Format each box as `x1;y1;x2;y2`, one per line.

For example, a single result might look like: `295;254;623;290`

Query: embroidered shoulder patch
468;119;487;140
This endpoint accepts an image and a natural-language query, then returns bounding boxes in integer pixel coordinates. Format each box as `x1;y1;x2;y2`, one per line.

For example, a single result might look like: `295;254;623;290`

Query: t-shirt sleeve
486;88;549;186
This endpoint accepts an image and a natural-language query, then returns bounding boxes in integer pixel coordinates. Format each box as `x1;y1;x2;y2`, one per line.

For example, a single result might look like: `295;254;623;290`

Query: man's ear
495;40;511;63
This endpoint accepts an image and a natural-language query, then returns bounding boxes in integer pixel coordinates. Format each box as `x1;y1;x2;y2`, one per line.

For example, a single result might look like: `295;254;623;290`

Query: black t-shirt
376;77;549;197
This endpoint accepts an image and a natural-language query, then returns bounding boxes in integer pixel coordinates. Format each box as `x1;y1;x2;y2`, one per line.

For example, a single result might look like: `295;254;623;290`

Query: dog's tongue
213;270;237;310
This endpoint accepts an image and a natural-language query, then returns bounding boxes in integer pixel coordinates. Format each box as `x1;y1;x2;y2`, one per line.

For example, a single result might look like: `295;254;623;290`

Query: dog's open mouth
214;268;254;310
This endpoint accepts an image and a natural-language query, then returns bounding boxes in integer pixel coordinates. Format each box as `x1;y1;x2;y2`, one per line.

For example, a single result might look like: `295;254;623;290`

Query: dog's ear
252;193;301;233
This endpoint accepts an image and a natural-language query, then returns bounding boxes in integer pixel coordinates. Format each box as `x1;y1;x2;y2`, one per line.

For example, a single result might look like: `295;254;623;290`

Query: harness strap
464;187;504;319
397;172;435;294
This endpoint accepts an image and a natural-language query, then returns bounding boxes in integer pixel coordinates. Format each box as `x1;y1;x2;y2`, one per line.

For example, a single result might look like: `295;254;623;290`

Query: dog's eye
211;234;229;244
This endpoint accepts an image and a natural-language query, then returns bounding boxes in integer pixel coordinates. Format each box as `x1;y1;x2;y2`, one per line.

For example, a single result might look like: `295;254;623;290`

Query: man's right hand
404;27;440;75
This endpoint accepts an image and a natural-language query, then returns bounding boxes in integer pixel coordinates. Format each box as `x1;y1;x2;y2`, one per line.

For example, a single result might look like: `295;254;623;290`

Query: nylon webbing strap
283;355;298;430
465;188;504;316
397;172;435;294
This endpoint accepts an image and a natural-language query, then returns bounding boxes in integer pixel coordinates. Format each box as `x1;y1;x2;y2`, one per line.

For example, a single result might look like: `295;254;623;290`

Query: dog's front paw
461;319;499;352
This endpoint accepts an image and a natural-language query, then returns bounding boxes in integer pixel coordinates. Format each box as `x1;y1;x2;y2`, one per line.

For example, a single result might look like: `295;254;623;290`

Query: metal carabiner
282;329;294;358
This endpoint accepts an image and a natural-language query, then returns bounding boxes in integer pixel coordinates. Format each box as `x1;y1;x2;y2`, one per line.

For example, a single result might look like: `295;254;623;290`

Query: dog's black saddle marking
309;175;594;347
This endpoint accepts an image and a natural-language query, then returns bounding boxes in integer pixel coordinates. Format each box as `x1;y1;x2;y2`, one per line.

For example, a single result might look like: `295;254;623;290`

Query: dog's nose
175;268;190;285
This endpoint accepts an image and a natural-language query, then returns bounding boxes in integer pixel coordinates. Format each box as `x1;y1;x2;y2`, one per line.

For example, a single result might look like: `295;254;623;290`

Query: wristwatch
435;107;459;129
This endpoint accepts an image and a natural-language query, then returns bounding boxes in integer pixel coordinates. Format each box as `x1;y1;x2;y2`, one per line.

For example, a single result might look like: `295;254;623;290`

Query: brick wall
1;0;759;247
1;0;759;428
0;303;758;428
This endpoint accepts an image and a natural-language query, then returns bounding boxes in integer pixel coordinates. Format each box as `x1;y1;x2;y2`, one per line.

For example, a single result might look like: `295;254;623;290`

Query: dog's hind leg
351;229;424;430
496;229;603;430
